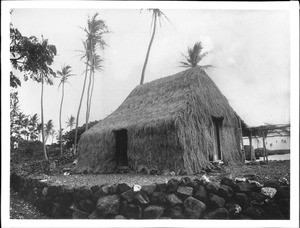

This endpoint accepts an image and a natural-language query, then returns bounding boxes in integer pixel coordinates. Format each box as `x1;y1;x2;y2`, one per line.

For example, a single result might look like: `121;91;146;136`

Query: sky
10;7;291;135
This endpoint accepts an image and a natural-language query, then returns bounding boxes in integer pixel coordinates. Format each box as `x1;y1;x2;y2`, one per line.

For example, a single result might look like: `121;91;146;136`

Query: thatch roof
77;67;243;174
86;67;239;133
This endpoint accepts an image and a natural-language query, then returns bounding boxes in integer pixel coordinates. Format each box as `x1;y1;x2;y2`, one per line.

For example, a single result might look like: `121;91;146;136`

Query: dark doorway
114;129;128;166
212;117;223;161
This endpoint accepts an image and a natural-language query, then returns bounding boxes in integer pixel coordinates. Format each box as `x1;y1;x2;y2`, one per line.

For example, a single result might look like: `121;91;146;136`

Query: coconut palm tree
140;9;171;85
57;64;74;156
45;119;54;144
37;123;43;141
66;115;75;131
179;41;212;69
74;13;109;152
28;113;39;141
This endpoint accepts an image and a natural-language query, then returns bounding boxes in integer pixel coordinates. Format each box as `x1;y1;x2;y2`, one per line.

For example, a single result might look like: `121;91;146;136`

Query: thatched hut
76;67;244;174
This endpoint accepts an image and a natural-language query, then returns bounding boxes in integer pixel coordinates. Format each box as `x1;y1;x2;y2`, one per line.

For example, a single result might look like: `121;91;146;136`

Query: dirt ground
30;160;290;188
10;189;49;219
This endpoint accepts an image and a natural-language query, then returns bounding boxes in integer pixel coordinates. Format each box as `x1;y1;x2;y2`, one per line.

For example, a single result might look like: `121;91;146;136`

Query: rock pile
10;173;290;219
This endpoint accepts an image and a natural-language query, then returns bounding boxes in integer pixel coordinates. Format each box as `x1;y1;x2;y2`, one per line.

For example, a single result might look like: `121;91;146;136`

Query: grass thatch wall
76;67;244;174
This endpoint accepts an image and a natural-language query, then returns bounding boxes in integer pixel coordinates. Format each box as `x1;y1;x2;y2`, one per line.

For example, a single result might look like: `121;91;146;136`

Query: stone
118;183;132;194
261;187;277;198
264;203;285;219
206;182;219;194
156;183;167;192
96;195;120;216
220;177;238;191
217;185;233;200
203;208;230;219
133;184;141;192
248;180;263;192
125;204;142;219
200;175;210;186
141;184;156;195
51;202;64;218
101;185;110;195
264;181;280;190
208;194;225;209
236;181;251;192
189;178;201;188
235;177;247;182
183;196;206;219
121;190;135;203
150;191;166;204
193;185;207;203
166;194;182;206
108;184;118;195
90;185;100;193
235;193;250;209
42;187;48;196
81;189;93;199
170;206;185;219
179;177;192;186
143;205;165;219
225;202;242;216
275;186;290;199
278;177;289;186
79;199;95;213
72;208;89;219
176;186;193;198
243;206;266;219
249;192;267;206
135;191;150;205
88;210;101;219
93;188;107;199
115;215;126;219
42;186;59;197
276;198;290;219
166;179;179;193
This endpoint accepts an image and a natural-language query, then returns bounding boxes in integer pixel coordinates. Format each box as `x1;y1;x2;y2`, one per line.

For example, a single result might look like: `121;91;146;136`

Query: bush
62;120;100;149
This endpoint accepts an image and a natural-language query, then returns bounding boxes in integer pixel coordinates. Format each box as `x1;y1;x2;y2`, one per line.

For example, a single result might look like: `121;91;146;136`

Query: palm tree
140;9;171;85
37;123;43;141
66;115;75;131
45;119;54;144
180;41;212;68
74;13;109;152
57;65;74;156
38;38;56;160
28;113;39;141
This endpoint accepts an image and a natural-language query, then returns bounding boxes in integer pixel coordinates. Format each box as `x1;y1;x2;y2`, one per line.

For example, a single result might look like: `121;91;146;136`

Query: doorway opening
114;129;128;166
212;117;223;161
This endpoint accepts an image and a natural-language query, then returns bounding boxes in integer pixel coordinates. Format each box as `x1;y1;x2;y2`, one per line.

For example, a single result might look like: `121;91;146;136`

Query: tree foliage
10;25;57;87
180;41;212;69
63;120;99;149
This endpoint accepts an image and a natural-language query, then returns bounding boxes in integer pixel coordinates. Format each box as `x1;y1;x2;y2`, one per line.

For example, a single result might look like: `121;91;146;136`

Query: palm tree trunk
140;13;157;85
74;64;89;153
85;66;93;131
59;82;65;156
41;74;48;160
87;73;95;124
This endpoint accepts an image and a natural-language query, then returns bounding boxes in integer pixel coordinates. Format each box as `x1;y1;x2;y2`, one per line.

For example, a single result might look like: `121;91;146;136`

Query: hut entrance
212;117;223;161
114;129;128;166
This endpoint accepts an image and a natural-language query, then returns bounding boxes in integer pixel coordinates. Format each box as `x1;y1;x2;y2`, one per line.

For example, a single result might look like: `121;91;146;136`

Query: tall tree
11;34;57;160
66;115;75;131
179;41;212;69
74;13;109;153
57;65;74;156
140;9;171;85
